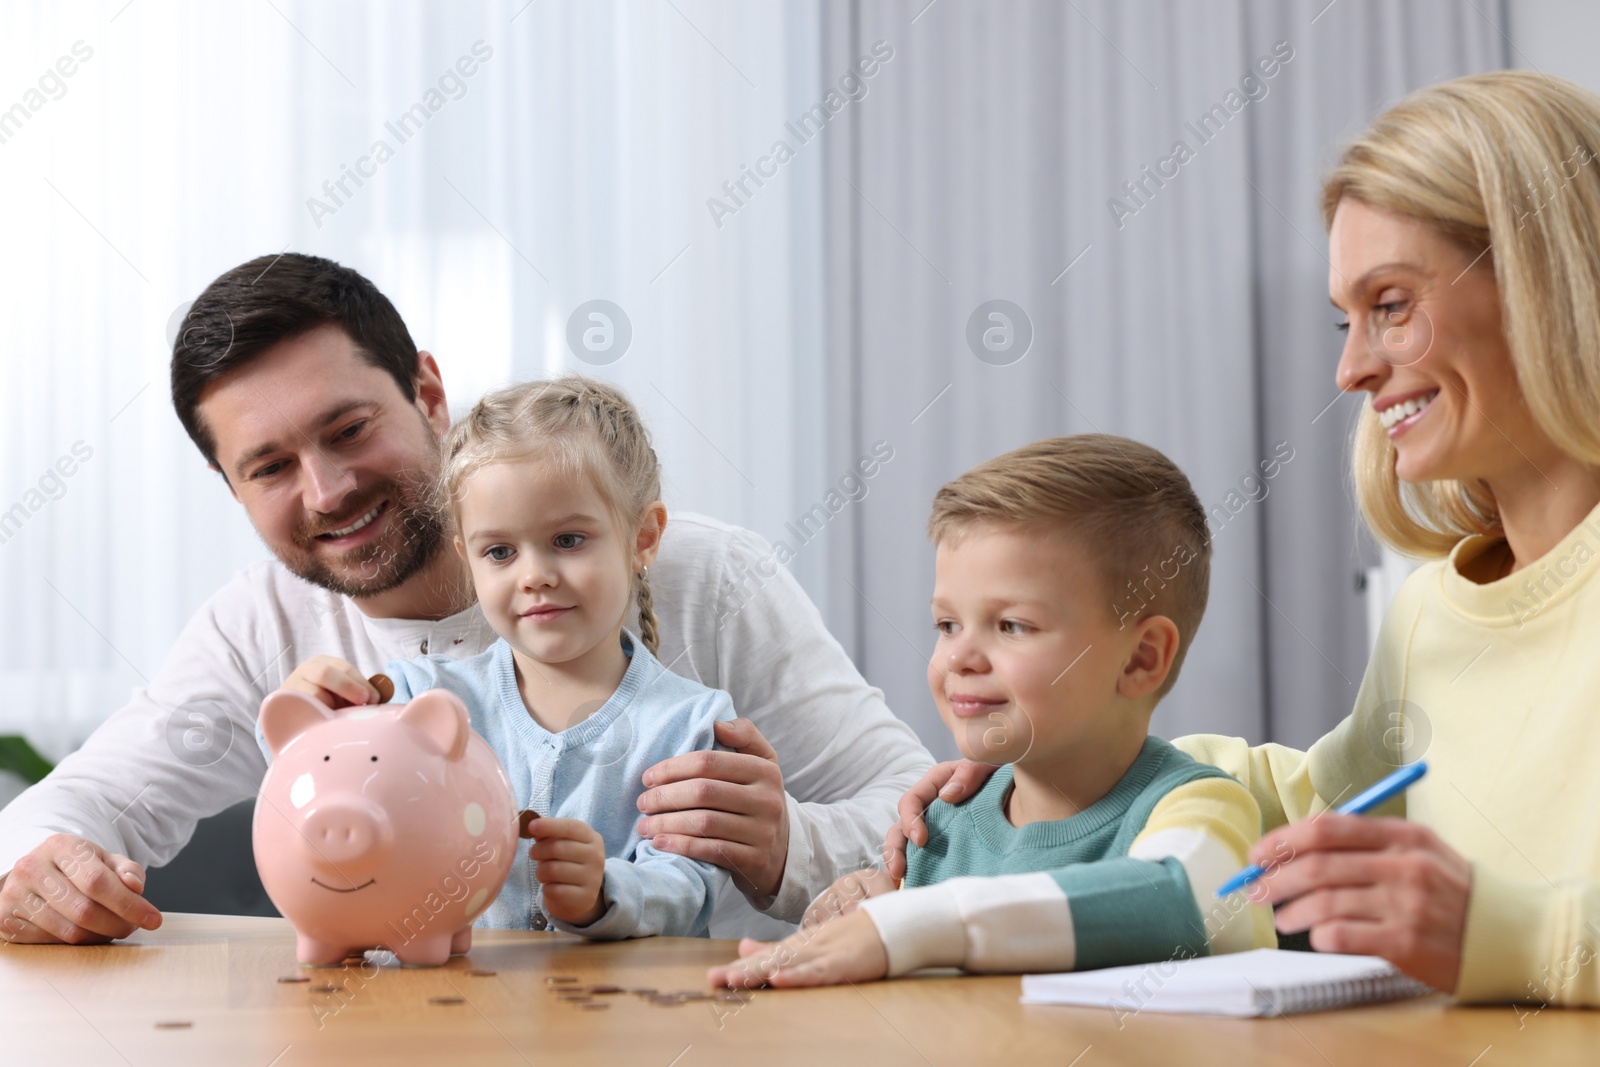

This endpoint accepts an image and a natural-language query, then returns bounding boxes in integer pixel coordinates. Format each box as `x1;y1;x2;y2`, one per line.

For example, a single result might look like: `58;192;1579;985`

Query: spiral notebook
1021;949;1433;1017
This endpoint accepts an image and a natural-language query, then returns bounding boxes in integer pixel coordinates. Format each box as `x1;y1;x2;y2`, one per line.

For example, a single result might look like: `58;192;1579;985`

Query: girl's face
454;455;646;669
1328;198;1559;487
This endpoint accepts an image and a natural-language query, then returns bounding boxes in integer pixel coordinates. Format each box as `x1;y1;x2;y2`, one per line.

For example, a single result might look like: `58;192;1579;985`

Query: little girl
271;376;733;939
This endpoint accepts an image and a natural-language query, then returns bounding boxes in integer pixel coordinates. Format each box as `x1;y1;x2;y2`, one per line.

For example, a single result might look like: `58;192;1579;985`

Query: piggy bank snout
300;799;394;873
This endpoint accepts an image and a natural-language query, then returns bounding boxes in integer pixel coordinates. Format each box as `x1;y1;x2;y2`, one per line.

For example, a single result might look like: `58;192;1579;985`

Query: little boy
710;435;1275;987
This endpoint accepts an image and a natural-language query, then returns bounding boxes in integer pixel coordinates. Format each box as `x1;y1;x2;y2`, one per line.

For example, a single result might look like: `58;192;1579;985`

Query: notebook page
1022;949;1432;1017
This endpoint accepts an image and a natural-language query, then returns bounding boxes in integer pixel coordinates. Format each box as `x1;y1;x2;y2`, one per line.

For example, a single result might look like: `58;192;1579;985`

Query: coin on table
545;976;580;985
467;969;497;977
154;1021;193;1029
368;673;395;703
429;996;466;1005
276;975;310;984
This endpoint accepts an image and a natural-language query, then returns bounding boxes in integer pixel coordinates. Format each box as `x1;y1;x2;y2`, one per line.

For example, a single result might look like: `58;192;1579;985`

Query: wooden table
1;914;1595;1066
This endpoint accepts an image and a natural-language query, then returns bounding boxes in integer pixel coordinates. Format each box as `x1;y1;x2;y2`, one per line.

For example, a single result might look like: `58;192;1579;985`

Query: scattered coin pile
274;967;741;1012
543;976;747;1009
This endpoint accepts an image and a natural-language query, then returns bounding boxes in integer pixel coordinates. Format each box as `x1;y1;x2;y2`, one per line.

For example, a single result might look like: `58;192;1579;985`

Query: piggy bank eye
370;755;378;762
322;755;330;762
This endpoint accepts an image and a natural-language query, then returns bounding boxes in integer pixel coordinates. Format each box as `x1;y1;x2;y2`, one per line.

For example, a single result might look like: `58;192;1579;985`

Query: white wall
1507;0;1600;92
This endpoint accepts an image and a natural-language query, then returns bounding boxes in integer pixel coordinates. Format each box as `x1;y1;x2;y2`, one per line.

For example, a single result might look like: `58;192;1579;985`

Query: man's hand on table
708;910;889;989
882;759;998;881
0;834;161;944
636;718;789;900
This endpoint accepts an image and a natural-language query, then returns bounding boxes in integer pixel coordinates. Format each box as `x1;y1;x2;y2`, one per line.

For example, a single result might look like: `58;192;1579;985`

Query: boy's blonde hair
1323;71;1600;556
928;435;1210;698
441;376;663;654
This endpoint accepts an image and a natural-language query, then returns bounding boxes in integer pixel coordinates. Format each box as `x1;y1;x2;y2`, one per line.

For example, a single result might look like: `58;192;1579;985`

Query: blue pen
1215;761;1428;898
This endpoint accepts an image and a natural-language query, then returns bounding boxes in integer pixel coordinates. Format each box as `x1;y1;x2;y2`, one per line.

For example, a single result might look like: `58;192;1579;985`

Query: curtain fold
820;0;1507;757
0;0;829;753
0;0;1511;764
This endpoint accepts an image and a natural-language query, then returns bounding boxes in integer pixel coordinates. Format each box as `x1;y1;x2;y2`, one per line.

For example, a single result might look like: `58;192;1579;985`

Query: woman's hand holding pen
1248;814;1472;993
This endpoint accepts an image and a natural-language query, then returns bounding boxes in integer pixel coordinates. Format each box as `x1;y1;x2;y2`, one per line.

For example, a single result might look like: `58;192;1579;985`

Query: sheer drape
819;0;1506;756
0;0;1510;769
0;0;827;755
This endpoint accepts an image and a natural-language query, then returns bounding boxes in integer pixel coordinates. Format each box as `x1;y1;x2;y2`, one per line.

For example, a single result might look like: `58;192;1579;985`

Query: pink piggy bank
253;687;517;966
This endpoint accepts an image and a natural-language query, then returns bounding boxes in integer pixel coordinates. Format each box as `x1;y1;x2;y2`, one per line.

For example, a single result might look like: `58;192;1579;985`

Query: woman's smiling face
1329;198;1558;487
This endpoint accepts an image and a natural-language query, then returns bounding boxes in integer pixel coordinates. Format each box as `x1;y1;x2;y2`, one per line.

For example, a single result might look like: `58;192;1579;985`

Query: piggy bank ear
259;690;335;756
398;689;470;761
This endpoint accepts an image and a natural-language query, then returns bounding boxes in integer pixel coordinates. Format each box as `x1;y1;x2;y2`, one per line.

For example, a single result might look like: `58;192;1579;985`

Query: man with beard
0;253;932;944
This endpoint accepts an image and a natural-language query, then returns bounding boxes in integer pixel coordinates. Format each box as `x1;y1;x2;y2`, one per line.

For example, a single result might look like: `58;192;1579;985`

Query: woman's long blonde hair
1324;71;1600;556
441;376;664;653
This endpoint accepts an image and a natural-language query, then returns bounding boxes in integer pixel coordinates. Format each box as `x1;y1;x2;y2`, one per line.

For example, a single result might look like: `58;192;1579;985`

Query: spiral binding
1251;973;1433;1016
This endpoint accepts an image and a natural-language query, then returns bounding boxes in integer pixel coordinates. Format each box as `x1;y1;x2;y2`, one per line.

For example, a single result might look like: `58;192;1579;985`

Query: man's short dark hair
171;253;420;474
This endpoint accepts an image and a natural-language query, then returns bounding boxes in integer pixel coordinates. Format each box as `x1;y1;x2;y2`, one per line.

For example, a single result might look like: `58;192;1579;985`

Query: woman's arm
1168;735;1329;829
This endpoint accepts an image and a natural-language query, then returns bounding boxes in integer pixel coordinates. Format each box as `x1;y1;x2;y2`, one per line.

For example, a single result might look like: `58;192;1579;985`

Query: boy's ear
453;535;468;562
634;501;668;571
1117;615;1181;701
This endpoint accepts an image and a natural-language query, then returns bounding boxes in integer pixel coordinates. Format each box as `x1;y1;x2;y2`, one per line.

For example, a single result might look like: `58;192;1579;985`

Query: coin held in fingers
368;674;395;703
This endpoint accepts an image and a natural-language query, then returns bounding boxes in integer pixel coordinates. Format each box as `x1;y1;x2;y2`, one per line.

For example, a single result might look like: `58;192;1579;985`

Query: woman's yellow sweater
1177;502;1600;1004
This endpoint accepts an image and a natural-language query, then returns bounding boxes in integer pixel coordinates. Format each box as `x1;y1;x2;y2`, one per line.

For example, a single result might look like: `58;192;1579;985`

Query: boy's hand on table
708;911;889;989
636;718;789;901
883;760;999;881
282;655;383;709
1248;813;1470;993
802;867;897;929
527;817;607;927
0;834;161;944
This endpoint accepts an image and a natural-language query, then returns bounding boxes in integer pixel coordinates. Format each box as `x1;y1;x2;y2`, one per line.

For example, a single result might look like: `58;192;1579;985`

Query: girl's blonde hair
1323;71;1600;556
441;376;664;654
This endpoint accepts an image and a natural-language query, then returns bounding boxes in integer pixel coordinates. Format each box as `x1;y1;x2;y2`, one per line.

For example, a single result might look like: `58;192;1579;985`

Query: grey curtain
820;0;1507;758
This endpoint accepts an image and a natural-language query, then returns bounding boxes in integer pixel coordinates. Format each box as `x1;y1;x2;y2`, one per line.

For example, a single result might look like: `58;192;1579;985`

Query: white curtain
0;0;1512;770
0;0;828;757
819;0;1507;757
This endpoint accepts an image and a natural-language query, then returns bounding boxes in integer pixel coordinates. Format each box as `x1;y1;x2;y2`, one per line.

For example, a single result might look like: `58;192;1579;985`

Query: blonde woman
878;71;1600;1004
